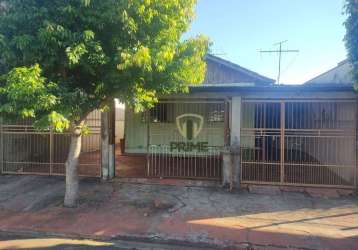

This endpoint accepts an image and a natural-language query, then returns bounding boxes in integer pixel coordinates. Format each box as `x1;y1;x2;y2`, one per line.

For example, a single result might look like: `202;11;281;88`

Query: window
207;103;225;122
149;103;174;123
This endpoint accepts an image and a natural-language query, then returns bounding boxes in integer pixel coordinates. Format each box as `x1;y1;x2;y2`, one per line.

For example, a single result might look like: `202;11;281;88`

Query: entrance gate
0;111;102;177
147;100;227;180
241;100;357;188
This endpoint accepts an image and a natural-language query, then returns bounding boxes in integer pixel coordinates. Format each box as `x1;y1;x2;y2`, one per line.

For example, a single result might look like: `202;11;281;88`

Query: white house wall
124;109;148;154
124;101;225;154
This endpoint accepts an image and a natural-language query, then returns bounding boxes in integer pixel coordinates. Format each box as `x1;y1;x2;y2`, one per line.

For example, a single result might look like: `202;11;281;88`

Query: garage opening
241;100;357;188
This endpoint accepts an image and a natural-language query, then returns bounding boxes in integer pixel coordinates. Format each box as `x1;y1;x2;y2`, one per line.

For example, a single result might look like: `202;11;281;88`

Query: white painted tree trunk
64;124;82;207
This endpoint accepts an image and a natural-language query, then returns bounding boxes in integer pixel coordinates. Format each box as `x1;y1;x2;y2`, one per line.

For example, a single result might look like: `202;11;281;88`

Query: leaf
66;43;88;65
83;30;95;41
80;0;91;7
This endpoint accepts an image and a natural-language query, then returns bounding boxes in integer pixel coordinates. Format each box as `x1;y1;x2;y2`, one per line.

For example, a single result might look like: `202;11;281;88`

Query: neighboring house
305;60;355;85
123;55;357;189
203;54;274;85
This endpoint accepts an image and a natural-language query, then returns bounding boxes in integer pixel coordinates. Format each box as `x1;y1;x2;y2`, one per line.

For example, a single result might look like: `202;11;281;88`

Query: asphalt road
0;231;216;250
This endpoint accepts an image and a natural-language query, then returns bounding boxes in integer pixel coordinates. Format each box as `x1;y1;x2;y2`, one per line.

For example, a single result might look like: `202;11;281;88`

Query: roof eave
189;84;354;93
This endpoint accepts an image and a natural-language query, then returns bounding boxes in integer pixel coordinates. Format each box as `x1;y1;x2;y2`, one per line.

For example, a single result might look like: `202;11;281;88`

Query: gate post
49;127;54;175
101;100;116;180
146;110;150;177
101;111;109;180
228;96;241;189
222;148;231;188
222;139;240;189
280;101;285;184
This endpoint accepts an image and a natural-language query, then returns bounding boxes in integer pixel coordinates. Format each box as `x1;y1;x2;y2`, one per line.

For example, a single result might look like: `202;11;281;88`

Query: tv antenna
211;52;227;57
260;40;299;84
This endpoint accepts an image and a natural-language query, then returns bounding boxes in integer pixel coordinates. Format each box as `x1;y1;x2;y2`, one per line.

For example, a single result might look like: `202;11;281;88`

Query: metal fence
241;100;357;188
147;100;227;180
0;111;102;177
148;145;222;179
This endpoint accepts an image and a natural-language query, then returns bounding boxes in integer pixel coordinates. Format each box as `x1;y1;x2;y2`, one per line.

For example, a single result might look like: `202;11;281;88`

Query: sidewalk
0;175;357;249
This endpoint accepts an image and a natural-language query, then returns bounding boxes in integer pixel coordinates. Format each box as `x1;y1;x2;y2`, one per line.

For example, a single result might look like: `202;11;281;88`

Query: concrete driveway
0;175;357;250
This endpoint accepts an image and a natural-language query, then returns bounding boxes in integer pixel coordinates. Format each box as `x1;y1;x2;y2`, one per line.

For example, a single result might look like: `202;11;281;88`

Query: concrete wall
115;105;125;143
124;109;148;153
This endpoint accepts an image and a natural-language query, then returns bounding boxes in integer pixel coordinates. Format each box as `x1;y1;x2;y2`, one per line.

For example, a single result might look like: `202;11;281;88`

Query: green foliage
0;65;55;117
0;64;69;131
0;0;209;129
345;0;358;85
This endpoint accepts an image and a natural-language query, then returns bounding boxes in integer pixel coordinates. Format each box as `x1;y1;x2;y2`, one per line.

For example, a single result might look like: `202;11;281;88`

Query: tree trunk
64;123;83;208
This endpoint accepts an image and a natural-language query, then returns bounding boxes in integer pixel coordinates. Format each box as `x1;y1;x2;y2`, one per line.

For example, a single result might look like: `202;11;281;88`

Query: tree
344;0;358;84
0;0;208;207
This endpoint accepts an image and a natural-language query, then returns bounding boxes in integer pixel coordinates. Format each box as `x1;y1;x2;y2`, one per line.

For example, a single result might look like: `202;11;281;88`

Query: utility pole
260;40;299;84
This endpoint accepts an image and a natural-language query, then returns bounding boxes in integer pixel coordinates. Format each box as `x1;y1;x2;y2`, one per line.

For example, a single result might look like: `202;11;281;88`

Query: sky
184;0;348;84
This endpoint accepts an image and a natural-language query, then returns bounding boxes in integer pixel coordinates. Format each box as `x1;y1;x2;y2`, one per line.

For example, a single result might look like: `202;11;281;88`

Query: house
1;55;357;190
305;60;355;85
121;55;357;189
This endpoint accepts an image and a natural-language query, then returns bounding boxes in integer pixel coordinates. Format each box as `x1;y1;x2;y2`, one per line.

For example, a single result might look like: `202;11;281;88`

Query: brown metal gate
147;100;227;180
0;111;102;177
241;100;357;188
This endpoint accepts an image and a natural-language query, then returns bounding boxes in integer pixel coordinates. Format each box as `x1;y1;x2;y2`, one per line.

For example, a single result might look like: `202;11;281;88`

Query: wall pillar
222;149;231;188
231;97;241;145
230;96;242;188
101;100;116;180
